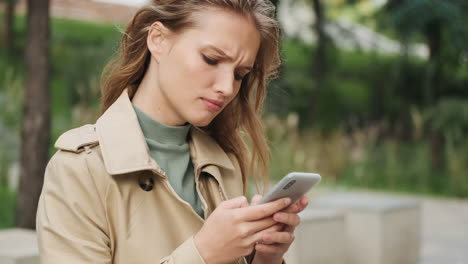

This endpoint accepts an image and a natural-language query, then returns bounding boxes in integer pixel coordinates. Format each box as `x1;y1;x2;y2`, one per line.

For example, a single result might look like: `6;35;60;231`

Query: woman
36;0;309;263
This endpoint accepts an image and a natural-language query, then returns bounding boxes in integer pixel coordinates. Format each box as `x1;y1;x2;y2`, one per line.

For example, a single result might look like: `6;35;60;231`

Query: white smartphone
257;172;321;205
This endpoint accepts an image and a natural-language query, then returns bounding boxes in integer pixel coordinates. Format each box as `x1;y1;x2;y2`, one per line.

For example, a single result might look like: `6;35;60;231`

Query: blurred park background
0;0;468;262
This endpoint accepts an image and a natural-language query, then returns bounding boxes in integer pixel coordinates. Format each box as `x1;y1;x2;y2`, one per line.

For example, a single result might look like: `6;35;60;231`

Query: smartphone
257;172;321;205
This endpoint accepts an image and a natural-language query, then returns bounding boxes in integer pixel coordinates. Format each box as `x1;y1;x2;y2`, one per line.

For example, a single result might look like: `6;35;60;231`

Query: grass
265;113;468;198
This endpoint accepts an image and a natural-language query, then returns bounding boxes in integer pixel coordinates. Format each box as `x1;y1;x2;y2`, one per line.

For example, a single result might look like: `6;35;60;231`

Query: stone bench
0;228;39;264
311;193;421;264
285;209;346;264
0;193;420;264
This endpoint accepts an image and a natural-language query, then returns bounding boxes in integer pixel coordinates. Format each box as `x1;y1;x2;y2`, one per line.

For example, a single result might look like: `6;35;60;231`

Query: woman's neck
132;63;186;127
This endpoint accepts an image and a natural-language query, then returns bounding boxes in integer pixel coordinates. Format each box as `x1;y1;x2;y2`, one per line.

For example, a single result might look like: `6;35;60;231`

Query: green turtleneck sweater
133;105;204;218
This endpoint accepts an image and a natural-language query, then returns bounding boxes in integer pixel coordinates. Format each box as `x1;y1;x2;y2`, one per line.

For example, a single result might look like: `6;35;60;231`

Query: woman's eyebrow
206;44;253;71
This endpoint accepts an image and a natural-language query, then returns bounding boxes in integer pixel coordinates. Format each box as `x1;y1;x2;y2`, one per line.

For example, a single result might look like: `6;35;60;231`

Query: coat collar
95;89;234;176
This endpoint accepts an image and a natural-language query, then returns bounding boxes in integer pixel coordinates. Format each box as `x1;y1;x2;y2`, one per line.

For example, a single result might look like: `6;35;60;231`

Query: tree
3;0;16;53
311;0;327;73
16;0;50;229
307;0;332;125
380;0;468;169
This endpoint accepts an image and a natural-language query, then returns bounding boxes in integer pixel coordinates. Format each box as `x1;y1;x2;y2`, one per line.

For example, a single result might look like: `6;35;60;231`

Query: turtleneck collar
132;104;191;146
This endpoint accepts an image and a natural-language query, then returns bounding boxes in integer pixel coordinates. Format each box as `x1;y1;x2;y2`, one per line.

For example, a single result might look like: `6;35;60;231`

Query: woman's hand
250;195;309;264
194;196;292;264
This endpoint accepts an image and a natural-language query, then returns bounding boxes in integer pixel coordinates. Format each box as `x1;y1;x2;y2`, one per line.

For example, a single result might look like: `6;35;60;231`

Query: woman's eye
234;73;244;81
203;55;218;65
235;72;249;82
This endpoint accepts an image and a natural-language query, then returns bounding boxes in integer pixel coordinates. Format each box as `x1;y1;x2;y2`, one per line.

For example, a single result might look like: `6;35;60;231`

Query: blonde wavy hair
100;0;281;193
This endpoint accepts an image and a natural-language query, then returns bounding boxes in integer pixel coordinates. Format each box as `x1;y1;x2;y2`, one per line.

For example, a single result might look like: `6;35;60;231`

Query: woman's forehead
184;8;261;61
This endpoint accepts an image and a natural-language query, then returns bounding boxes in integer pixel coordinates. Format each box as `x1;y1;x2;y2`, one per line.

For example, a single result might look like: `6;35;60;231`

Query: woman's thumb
251;194;263;205
220;196;249;209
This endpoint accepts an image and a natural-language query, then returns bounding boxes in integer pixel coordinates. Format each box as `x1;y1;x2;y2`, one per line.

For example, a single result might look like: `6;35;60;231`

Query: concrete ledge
285;209;346;264
0;228;39;264
311;193;421;264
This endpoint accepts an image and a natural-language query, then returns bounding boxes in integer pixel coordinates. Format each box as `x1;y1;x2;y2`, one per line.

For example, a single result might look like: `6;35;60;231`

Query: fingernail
284;198;291;205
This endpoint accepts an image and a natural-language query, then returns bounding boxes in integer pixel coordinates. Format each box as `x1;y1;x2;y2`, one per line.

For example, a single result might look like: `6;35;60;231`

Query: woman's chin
187;115;215;128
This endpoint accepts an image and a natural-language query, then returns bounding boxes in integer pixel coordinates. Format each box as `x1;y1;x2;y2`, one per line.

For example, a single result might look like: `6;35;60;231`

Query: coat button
138;175;154;191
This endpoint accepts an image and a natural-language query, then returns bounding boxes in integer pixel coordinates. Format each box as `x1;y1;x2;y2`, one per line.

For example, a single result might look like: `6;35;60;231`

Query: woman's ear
147;21;170;63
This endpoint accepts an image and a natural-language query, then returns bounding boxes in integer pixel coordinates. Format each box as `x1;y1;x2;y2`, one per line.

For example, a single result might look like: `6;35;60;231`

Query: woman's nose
214;73;235;97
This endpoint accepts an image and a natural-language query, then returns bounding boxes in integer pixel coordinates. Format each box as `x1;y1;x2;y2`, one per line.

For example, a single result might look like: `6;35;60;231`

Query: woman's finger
245;216;278;235
251;194;263;205
253;223;285;245
283;196;309;214
261;231;295;245
283;223;296;233
299;196;309;210
239;197;291;221
273;212;301;227
255;243;285;254
261;222;284;233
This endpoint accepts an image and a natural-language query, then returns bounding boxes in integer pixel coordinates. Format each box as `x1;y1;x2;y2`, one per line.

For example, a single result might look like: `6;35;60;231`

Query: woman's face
145;8;261;127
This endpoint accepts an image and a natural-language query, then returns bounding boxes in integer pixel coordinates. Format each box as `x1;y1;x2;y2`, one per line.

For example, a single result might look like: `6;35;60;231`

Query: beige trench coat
36;90;250;264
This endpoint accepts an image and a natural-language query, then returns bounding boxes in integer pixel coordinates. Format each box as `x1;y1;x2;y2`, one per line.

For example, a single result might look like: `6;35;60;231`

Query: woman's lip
202;98;223;112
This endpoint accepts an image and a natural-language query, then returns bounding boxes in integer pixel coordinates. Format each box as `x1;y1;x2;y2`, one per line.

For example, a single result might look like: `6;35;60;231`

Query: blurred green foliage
0;184;16;229
1;14;121;148
270;39;468;132
340;139;468;197
265;114;468;197
0;15;120;228
267;0;468;197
